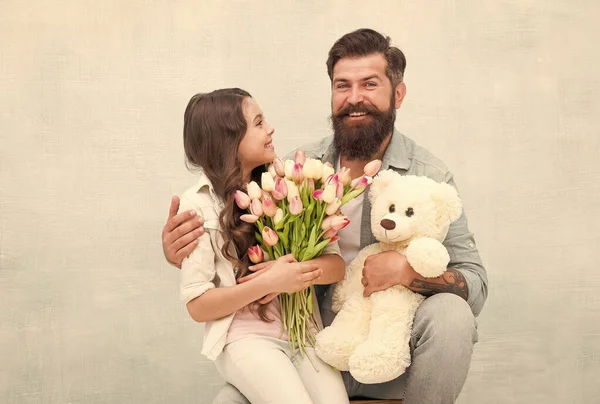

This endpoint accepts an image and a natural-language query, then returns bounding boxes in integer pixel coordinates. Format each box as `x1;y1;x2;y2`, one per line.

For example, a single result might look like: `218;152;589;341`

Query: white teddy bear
315;170;463;384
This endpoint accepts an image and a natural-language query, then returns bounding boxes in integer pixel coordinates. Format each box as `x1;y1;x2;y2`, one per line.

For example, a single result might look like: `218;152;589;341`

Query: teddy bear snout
380;218;396;230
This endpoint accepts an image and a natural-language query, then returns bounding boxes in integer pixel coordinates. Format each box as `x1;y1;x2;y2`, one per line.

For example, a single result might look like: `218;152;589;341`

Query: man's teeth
349;112;367;117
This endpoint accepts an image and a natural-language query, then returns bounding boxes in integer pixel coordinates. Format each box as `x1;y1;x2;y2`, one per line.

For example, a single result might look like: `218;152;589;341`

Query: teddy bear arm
405;237;450;278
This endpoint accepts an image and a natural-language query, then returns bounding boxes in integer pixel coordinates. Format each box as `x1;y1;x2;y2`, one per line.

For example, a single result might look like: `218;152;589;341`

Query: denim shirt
287;129;489;319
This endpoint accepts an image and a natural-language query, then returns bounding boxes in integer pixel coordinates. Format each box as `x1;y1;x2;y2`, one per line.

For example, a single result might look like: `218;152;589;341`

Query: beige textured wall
1;1;599;403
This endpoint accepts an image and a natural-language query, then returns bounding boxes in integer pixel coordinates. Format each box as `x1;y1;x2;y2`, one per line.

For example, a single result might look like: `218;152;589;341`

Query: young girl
178;88;349;404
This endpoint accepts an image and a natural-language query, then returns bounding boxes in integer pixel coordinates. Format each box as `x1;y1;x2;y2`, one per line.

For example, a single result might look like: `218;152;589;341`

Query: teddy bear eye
389;204;395;213
405;207;414;217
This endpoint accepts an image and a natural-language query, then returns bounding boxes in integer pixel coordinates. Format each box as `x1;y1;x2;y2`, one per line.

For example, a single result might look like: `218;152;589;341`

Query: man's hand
361;250;469;301
162;196;205;269
361;250;413;297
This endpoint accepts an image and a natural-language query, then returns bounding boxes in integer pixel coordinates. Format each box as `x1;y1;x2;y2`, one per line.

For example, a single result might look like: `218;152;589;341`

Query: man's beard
331;100;396;161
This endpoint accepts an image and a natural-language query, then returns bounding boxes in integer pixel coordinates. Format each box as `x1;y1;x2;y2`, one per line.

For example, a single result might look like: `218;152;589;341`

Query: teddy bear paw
314;327;354;371
348;340;411;384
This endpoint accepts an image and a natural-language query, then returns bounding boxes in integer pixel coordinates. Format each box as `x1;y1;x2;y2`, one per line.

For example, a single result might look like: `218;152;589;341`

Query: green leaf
312;238;331;258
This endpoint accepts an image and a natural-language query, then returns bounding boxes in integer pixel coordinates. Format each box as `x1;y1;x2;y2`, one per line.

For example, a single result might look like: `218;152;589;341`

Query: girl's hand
238;254;322;295
266;254;322;294
238;261;278;303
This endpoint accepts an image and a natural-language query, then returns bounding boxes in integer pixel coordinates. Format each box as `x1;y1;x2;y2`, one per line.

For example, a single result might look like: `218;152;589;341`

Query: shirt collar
381;129;411;171
194;171;223;207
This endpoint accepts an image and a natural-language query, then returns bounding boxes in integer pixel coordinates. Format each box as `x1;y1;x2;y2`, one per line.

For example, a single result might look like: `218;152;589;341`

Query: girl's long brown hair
183;88;270;320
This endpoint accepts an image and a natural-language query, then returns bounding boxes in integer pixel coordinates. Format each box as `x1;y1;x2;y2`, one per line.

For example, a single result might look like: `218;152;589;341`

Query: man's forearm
405;268;469;301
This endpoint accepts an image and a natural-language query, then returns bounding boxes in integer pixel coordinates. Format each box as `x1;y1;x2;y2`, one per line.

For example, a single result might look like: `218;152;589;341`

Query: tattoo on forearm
409;269;469;301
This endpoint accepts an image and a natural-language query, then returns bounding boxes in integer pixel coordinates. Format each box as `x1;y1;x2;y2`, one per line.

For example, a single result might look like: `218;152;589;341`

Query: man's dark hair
326;28;407;88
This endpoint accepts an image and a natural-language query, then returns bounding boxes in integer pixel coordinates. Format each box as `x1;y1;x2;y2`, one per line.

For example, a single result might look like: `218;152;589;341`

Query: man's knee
412;293;478;346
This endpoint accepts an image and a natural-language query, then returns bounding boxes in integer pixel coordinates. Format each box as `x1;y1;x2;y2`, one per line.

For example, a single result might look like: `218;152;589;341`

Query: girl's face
238;97;276;179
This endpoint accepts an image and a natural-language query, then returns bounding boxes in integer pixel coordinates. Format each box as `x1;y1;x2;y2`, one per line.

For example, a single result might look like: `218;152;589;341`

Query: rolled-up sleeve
178;197;217;304
443;172;489;317
322;239;342;257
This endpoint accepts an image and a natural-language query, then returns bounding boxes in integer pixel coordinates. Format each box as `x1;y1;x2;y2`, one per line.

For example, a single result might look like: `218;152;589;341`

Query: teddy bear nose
380;219;396;230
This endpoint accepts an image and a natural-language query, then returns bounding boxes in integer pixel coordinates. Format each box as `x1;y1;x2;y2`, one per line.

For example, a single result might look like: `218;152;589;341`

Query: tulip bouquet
234;151;381;362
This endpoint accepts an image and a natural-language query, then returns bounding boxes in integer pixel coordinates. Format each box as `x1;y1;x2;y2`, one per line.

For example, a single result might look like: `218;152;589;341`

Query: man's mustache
335;103;382;117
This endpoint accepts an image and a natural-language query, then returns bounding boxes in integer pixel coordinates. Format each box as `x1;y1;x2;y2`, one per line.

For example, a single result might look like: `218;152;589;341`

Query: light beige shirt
178;171;340;360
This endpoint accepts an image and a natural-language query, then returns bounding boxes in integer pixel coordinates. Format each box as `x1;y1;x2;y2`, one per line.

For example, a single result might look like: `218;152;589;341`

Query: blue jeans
212;293;478;404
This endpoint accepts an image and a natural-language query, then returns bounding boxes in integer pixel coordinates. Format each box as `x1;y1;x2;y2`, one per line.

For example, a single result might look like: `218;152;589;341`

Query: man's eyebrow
361;75;382;82
333;75;382;83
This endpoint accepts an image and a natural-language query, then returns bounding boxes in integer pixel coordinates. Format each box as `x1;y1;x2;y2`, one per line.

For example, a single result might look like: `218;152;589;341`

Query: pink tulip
330;216;350;231
287;181;299;201
247;246;264;264
247;181;262;200
338;167;352;185
325;199;342;216
302;158;323;179
323;228;337;239
273;158;285;177
363;159;382;177
262;226;279;247
284;160;294;179
289;195;303;215
326;173;339;186
234;190;251;210
351;176;372;190
273;208;284;225
294;150;306;165
272;177;288;200
330;235;340;243
313;189;324;200
292;163;304;184
322;184;336;204
250;199;263;217
240;214;259;223
308;178;315;193
322;215;350;231
261;172;275;192
262;197;277;217
321;163;335;182
336;181;344;199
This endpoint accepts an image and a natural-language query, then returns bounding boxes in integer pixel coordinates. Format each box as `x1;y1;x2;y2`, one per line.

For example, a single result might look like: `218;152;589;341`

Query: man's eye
366;82;377;87
337;84;349;89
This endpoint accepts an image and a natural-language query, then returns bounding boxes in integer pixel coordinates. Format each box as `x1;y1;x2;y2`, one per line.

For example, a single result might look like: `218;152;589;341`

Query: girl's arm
186;276;271;323
187;255;322;323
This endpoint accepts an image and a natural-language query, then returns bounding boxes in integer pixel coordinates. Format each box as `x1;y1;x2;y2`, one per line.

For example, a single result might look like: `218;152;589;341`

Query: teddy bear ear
432;182;463;225
369;169;400;203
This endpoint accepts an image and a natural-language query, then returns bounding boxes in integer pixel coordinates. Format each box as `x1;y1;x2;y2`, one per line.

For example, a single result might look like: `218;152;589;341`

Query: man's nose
347;86;364;104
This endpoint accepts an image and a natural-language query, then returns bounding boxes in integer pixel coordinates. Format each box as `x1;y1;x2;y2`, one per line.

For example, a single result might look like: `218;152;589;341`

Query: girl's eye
257;120;263;126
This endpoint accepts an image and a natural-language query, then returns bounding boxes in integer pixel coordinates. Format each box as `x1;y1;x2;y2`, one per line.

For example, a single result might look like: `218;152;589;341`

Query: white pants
215;337;349;404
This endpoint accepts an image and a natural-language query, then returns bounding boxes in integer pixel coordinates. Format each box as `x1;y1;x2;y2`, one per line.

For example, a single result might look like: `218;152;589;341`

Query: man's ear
394;82;406;109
